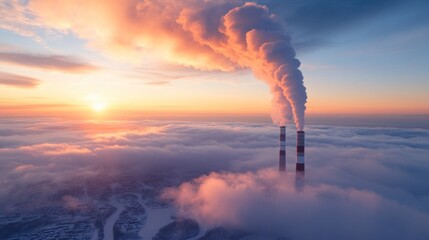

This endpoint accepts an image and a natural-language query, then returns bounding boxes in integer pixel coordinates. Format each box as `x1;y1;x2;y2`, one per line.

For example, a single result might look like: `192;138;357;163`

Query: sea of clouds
0;118;428;239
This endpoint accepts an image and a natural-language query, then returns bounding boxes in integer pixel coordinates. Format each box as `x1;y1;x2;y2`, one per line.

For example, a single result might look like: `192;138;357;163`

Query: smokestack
279;126;286;172
296;131;305;172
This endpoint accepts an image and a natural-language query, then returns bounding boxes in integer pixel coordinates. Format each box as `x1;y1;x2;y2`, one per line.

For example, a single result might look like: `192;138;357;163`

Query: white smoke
224;3;307;129
17;0;307;129
270;84;294;126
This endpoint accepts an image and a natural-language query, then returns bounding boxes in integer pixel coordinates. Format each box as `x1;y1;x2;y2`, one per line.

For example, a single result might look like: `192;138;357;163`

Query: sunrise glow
0;0;427;119
0;1;428;239
91;102;106;112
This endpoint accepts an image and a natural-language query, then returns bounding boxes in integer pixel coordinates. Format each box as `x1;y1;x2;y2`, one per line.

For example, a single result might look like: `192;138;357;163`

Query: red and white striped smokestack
279;126;286;172
296;131;305;172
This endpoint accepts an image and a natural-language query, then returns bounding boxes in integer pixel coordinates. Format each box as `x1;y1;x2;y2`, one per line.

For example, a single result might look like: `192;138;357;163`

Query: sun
86;94;108;113
92;102;107;112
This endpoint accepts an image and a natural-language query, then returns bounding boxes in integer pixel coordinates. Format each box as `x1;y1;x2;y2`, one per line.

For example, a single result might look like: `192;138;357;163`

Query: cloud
3;0;427;52
18;143;92;156
0;52;98;73
62;195;87;210
144;80;170;85
17;0;239;71
0;71;41;88
0;0;42;40
0;118;428;239
164;169;429;240
0;120;277;210
14;164;35;172
128;64;250;86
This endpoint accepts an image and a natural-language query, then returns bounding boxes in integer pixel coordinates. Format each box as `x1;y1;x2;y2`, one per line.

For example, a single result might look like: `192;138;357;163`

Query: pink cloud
14;164;35;172
19;143;92;156
164;169;429;239
62;195;87;210
0;52;98;73
0;71;41;88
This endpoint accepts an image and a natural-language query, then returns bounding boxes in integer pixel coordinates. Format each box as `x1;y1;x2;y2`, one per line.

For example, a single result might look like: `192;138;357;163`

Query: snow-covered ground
90;229;98;240
138;194;175;239
103;197;124;240
188;227;207;240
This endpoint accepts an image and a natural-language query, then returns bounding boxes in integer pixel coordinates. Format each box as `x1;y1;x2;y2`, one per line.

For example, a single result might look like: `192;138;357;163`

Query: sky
0;0;428;122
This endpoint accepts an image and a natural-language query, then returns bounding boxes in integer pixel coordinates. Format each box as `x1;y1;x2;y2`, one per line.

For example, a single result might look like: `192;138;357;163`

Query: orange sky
0;0;428;121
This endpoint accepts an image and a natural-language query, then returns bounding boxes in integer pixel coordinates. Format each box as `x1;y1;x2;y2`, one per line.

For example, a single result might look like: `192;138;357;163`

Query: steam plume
24;0;307;129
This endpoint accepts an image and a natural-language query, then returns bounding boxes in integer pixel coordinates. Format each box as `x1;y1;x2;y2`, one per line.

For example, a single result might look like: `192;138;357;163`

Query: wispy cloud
0;71;40;88
0;0;42;40
144;80;171;86
128;64;249;86
0;52;98;73
0;103;76;110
